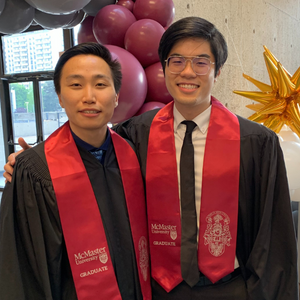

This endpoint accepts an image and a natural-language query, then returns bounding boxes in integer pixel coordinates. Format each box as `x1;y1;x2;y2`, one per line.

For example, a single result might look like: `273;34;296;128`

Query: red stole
45;122;151;300
146;97;240;292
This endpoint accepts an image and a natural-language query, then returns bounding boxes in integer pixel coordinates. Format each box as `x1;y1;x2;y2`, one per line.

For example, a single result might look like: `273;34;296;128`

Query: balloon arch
0;0;175;123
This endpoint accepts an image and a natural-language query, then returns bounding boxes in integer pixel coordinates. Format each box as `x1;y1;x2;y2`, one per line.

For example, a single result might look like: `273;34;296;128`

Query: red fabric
146;97;240;291
110;129;152;299
146;101;182;292
45;123;151;299
199;98;240;283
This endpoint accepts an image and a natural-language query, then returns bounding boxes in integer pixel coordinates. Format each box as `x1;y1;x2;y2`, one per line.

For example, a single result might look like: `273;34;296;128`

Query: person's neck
174;101;211;120
70;126;107;148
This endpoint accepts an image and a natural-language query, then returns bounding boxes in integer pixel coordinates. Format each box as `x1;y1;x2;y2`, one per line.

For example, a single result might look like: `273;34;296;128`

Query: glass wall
73;24;80;46
2;28;64;75
0;101;6;189
9;82;36;151
0;27;71;191
39;80;67;139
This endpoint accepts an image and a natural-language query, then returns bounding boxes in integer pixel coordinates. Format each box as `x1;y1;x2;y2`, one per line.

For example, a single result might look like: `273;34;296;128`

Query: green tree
26;87;34;113
10;83;28;111
41;81;60;112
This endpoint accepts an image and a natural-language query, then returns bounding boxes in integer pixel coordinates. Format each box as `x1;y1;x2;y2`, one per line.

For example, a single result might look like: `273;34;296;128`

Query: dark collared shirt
71;129;111;164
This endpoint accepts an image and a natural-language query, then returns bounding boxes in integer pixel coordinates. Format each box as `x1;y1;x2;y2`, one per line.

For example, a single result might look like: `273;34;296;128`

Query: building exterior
2;29;63;74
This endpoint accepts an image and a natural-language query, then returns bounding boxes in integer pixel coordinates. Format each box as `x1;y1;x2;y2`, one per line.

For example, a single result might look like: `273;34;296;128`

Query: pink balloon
135;101;165;116
77;16;98;44
124;19;164;68
133;0;175;28
105;45;147;123
117;0;134;11
145;62;173;104
93;5;136;48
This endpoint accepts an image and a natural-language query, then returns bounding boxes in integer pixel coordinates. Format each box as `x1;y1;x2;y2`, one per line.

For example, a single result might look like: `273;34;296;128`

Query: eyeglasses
165;56;215;75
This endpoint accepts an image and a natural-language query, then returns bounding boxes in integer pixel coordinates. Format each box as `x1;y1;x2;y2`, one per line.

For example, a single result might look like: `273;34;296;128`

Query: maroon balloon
93;5;136;48
133;0;175;28
116;0;134;11
145;62;173;104
135;102;165;116
124;19;164;68
105;45;147;123
135;101;165;116
77;16;98;44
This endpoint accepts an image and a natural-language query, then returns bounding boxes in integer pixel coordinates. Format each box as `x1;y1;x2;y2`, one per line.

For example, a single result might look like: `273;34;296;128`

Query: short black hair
54;42;122;94
158;17;228;77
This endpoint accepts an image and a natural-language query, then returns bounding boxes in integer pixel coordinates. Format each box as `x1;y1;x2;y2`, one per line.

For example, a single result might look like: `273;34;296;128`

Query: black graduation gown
113;109;298;300
0;141;143;300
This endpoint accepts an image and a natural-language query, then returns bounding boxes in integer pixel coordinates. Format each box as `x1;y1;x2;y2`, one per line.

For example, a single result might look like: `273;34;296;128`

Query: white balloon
34;9;76;29
290;188;300;202
25;0;37;9
280;140;300;190
83;0;116;17
25;0;92;15
0;0;5;15
0;0;34;34
63;10;86;29
278;125;300;143
278;135;284;142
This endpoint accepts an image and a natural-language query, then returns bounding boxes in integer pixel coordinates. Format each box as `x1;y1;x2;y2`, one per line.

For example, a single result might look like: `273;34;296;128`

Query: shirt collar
71;128;111;152
173;104;212;134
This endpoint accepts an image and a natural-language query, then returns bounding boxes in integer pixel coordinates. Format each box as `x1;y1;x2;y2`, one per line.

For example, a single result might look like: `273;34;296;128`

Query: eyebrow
169;53;211;59
66;74;111;80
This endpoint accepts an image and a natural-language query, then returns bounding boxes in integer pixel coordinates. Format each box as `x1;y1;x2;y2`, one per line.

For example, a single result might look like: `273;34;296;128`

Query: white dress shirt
173;104;239;269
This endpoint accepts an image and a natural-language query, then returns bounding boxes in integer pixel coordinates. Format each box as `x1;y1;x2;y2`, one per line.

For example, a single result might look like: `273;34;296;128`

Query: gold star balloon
233;46;300;137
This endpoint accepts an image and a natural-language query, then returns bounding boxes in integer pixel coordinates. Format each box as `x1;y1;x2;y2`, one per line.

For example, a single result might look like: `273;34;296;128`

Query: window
39;80;67;139
0;27;73;191
73;24;80;46
9;82;36;150
2;28;64;75
0;102;5;189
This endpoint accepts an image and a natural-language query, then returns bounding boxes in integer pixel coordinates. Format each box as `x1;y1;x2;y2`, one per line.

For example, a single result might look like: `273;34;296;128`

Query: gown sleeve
244;132;298;300
0;146;75;300
112;111;157;176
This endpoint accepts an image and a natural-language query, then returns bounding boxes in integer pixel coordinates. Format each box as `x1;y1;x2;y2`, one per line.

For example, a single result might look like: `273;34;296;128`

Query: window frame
0;27;75;191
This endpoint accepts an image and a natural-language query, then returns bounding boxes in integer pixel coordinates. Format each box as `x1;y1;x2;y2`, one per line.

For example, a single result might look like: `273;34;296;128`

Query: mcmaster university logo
151;223;177;240
74;247;108;265
170;228;177;240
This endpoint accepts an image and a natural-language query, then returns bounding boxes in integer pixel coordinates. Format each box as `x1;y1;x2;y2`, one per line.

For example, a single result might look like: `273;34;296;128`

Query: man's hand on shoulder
3;138;31;183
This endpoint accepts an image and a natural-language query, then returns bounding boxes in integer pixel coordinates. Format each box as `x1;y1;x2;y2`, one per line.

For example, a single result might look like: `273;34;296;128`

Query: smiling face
58;54;118;146
165;37;220;120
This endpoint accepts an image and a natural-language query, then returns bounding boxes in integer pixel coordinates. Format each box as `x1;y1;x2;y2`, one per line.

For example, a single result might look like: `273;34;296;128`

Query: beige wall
173;0;300;118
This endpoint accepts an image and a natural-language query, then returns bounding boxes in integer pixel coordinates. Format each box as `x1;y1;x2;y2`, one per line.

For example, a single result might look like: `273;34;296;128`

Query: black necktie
180;120;199;287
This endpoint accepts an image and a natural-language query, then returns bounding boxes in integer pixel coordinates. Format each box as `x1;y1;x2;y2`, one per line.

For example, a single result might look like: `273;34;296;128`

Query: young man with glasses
114;17;297;299
3;17;298;299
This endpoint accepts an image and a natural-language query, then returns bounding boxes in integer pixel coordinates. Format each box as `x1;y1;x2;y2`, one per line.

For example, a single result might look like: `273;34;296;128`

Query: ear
214;68;221;82
115;94;119;108
58;94;64;108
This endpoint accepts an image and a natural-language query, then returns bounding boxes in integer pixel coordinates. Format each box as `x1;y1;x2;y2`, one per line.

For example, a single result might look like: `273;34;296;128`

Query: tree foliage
10;81;60;113
10;83;29;112
40;81;60;112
